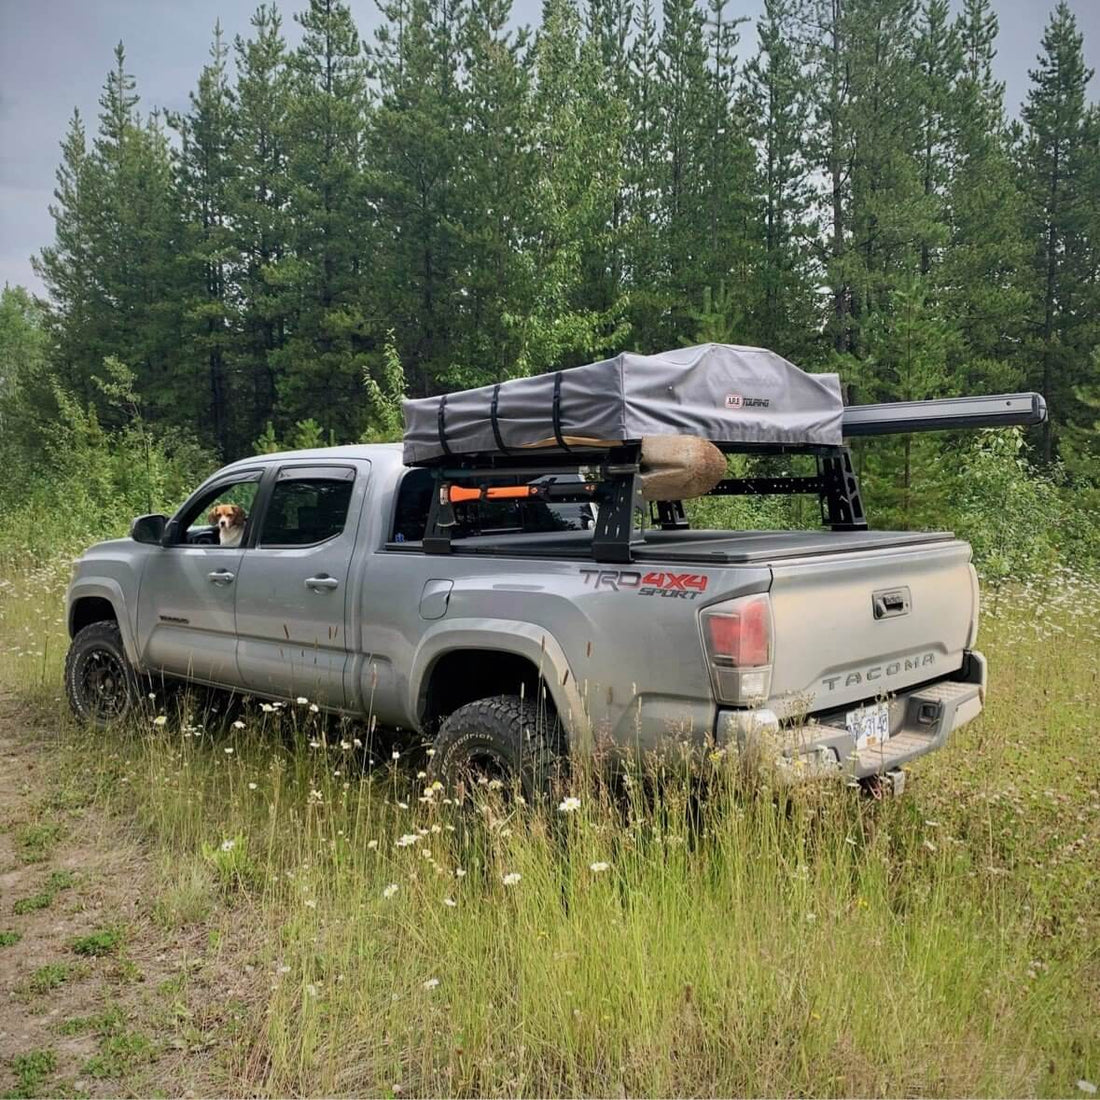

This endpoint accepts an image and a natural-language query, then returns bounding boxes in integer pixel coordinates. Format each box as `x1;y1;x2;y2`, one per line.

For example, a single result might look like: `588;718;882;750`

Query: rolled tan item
517;433;727;501
638;435;728;501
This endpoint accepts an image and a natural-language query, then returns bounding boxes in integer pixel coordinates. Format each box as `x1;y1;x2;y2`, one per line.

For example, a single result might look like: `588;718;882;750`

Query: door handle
305;575;340;591
208;569;236;585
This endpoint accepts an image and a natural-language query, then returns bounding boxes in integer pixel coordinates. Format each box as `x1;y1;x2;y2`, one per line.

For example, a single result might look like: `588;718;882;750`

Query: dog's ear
231;504;246;524
207;508;219;526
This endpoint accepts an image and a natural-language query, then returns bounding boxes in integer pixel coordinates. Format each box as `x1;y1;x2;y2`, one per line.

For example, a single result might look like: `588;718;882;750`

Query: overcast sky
1;0;1097;298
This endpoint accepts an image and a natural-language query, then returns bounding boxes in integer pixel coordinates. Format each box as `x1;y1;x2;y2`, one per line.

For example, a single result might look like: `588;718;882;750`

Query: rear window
260;471;355;547
391;469;594;543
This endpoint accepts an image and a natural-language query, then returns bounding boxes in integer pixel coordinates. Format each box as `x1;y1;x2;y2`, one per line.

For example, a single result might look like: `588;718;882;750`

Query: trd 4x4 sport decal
579;568;709;600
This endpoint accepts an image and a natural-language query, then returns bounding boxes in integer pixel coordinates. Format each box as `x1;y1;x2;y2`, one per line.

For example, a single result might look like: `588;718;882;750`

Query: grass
1;558;1098;1096
71;927;124;958
27;963;73;994
5;1050;56;1099
11;870;74;916
14;823;64;865
82;1031;156;1079
0;930;22;948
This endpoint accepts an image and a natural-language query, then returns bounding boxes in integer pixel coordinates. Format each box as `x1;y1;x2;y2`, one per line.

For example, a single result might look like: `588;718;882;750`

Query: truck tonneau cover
633;528;956;563
389;527;956;564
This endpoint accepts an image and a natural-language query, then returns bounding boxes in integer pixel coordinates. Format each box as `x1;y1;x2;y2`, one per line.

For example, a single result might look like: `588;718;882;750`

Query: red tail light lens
702;595;772;667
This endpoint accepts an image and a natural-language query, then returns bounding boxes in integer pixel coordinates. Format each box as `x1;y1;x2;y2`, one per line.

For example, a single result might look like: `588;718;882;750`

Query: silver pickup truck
65;440;989;792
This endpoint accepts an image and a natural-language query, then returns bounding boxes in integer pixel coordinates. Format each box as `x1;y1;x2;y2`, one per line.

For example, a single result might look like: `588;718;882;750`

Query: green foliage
0;0;1096;577
12;894;53;916
6;1049;57;1099
0;930;22;948
0;351;213;567
82;1031;156;1079
71;926;125;957
361;331;407;442
14;823;64;865
28;964;72;994
946;430;1068;587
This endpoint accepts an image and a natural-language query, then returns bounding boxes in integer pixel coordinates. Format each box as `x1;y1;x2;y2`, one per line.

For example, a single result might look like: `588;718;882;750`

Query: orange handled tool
446;485;537;503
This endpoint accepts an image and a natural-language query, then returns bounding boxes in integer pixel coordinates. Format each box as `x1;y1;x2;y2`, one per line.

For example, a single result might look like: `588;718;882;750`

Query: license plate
846;701;890;750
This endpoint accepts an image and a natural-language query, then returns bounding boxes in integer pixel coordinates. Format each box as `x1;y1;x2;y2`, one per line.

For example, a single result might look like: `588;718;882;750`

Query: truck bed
386;527;957;564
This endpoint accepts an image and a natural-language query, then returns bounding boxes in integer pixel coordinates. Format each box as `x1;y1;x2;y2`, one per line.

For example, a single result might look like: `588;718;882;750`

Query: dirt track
0;693;249;1098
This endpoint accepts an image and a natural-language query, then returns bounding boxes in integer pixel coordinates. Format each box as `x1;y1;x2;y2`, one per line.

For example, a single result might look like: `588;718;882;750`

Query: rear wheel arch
420;648;562;735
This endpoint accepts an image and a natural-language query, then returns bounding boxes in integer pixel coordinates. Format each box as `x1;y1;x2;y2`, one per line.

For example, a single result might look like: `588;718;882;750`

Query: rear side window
390;468;594;542
259;469;355;547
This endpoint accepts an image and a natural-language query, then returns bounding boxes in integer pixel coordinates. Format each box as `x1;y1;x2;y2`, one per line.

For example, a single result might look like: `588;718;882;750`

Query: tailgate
767;539;977;716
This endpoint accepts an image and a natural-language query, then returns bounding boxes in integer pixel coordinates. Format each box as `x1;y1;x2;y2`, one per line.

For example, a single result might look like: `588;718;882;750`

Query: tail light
700;594;773;705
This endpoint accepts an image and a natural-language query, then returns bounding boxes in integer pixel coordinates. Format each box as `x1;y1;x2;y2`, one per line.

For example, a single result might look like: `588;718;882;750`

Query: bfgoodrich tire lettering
65;621;141;728
428;694;565;799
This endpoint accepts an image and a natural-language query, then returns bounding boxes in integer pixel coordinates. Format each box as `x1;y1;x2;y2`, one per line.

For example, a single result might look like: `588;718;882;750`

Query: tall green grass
1;564;1098;1096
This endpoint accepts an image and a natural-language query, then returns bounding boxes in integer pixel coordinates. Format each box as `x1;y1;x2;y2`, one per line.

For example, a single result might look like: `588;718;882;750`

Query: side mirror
130;513;168;545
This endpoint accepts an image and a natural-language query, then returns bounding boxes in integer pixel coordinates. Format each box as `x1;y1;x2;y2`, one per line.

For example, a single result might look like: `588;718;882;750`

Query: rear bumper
716;650;987;780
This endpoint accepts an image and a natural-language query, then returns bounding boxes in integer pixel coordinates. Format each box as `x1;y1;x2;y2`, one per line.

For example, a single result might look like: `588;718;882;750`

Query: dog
208;503;247;547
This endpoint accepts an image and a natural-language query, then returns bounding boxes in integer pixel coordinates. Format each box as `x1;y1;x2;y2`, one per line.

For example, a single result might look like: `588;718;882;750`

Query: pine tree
33;111;97;404
275;0;373;438
912;0;959;278
1020;0;1097;464
35;46;182;430
369;0;467;393
451;0;536;383
231;4;294;444
172;24;237;457
938;0;1028;394
744;0;816;360
623;0;664;345
515;0;628;375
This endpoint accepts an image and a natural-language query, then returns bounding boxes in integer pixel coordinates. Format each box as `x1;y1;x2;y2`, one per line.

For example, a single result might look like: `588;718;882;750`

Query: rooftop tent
401;343;844;466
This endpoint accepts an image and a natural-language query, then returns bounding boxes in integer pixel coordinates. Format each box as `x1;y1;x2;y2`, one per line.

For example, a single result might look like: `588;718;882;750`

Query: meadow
0;558;1098;1098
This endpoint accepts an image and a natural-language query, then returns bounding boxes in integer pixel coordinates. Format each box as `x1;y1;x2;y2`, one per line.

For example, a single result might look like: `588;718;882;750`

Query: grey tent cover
402;343;844;465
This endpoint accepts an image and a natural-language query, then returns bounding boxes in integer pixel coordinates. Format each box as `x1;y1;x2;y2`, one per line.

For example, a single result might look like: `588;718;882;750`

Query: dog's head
207;503;247;535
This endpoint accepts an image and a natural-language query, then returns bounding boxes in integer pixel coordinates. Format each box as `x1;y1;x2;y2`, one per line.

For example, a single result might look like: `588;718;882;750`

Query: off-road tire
65;621;142;728
428;694;565;801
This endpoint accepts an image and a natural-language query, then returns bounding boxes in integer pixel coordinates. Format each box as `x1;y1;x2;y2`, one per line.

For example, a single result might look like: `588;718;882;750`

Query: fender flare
67;580;140;668
409;619;591;751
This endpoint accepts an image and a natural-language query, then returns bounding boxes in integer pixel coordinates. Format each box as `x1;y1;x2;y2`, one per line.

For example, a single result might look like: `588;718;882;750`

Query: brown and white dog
208;504;247;547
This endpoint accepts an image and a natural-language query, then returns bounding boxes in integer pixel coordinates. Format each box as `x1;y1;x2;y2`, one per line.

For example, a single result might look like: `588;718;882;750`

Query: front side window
259;470;355;547
180;475;262;546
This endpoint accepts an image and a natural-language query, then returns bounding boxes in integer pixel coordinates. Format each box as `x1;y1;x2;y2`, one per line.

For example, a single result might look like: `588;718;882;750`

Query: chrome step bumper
717;652;987;780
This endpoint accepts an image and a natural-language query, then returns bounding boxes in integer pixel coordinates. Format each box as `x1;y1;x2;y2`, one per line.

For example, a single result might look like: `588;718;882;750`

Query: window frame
168;469;267;548
252;464;358;550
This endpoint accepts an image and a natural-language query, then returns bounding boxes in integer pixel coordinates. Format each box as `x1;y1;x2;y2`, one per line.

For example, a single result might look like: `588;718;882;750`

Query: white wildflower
558;796;582;814
232;720;245;730
296;696;309;705
366;839;379;850
248;782;258;791
423;977;440;990
309;703;320;713
383;883;399;899
443;897;457;907
589;861;610;873
395;834;420;847
219;839;236;852
502;872;521;886
152;715;167;727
